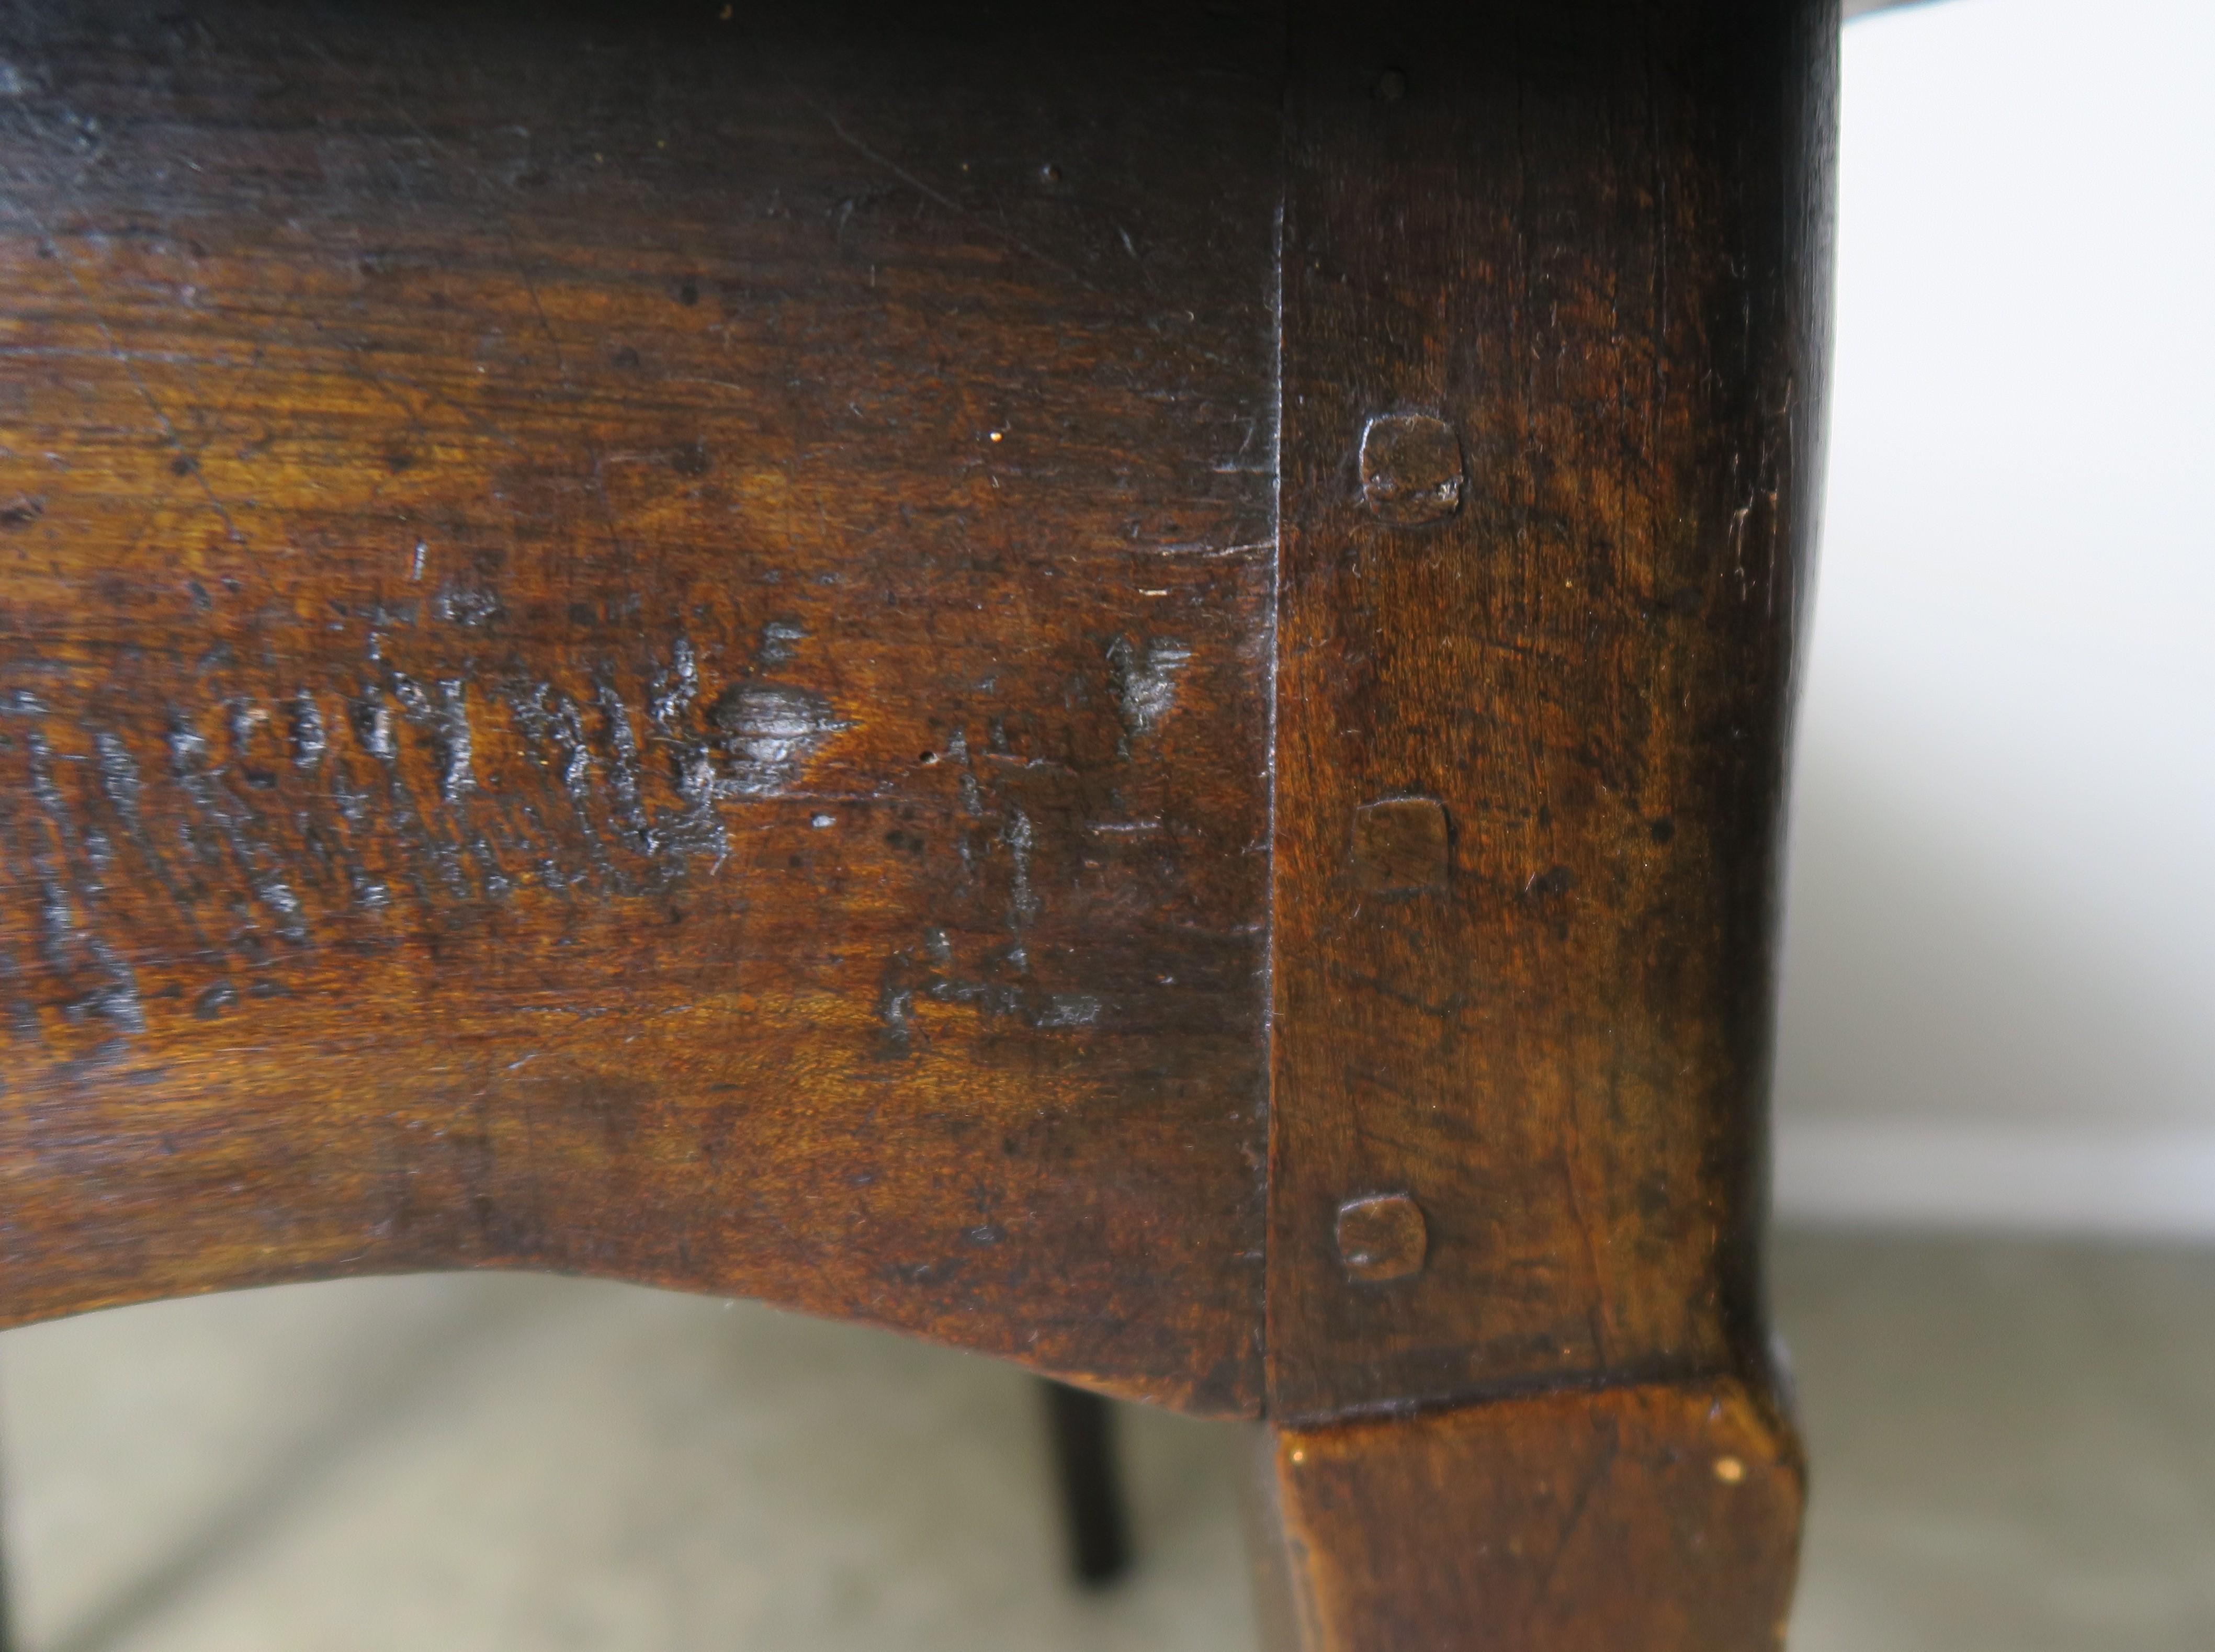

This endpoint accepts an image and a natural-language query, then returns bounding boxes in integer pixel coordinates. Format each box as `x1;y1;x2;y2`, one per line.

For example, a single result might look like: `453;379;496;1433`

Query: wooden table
0;1;1836;1644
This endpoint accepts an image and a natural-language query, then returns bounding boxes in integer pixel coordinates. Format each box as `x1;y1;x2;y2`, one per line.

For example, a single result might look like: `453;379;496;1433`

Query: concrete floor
1;1234;2210;1651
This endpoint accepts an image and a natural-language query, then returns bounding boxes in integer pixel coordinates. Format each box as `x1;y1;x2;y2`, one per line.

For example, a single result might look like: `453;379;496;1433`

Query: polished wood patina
0;0;1836;1644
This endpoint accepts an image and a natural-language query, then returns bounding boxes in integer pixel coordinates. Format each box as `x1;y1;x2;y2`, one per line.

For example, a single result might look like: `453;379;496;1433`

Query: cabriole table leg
1256;0;1838;1644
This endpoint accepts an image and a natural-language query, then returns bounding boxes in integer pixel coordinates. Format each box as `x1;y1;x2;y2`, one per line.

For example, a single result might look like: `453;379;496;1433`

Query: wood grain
0;0;1281;1412
1268;0;1838;1420
0;0;1835;1540
1261;1380;1805;1652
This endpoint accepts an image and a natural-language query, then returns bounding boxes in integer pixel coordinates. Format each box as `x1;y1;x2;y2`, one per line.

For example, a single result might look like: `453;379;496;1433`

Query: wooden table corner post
0;0;1836;1642
1250;1;1838;1647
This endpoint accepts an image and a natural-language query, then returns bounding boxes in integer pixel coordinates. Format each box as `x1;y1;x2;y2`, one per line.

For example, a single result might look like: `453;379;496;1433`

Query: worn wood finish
1269;0;1837;1421
1;0;1839;1636
1246;0;1833;1638
1259;1381;1805;1652
0;0;1282;1412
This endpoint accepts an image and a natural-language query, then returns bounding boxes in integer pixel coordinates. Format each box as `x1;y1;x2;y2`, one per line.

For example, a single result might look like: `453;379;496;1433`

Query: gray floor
1;1234;2210;1651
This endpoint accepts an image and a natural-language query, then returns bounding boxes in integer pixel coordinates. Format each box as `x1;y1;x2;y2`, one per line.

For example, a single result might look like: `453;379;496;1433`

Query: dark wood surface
1;3;1838;1637
1269;0;1837;1422
0;0;1281;1414
1244;1;1832;1639
1260;1379;1805;1652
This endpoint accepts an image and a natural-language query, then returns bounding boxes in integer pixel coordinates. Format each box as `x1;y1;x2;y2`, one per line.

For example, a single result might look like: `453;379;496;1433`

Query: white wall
1772;0;2215;1234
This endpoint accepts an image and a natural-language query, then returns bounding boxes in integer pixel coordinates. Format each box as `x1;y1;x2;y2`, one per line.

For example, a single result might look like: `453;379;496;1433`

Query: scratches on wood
1267;0;1836;1420
0;0;1282;1415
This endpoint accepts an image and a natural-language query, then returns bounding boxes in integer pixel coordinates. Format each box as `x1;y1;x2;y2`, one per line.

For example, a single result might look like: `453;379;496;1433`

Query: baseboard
1774;1119;2215;1239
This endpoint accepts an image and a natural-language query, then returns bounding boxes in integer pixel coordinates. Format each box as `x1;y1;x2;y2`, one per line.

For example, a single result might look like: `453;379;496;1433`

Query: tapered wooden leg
1261;0;1833;1642
1042;1379;1133;1587
1250;1381;1803;1652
